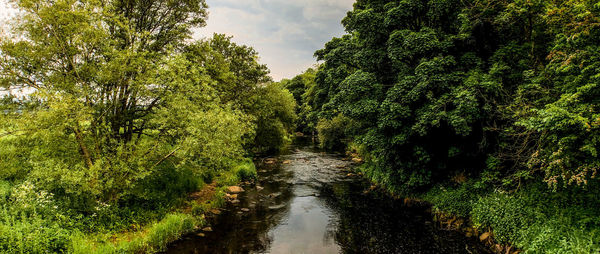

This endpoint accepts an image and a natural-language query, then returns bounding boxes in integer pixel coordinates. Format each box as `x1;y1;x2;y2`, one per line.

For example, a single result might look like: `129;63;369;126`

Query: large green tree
0;0;250;208
311;0;599;192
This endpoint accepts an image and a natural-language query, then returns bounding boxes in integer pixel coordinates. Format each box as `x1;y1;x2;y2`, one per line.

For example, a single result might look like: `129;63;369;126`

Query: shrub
424;183;484;217
316;114;351;150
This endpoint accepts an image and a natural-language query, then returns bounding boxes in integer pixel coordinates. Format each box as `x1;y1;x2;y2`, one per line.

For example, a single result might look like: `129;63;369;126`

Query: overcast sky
0;0;354;81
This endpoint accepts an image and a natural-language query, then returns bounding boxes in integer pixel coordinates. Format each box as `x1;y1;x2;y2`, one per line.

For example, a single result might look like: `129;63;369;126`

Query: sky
0;0;355;81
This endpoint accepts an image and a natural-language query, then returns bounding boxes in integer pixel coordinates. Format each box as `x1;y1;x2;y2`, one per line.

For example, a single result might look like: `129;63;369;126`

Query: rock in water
268;204;286;210
352;157;363;163
202;227;213;232
227;186;245;194
479;232;491;242
241;208;250;212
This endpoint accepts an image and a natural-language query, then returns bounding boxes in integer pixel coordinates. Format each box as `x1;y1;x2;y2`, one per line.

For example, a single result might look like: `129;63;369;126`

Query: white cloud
195;0;354;80
0;0;19;34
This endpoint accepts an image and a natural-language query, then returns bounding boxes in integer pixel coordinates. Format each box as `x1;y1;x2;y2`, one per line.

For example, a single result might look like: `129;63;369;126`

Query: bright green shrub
424;183;484;217
0;212;72;253
234;159;257;182
471;193;538;244
249;83;297;153
144;214;196;252
316;114;351;150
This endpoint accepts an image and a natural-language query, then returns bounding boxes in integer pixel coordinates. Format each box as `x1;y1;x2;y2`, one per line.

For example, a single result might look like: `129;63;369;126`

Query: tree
0;0;250;208
311;0;600;192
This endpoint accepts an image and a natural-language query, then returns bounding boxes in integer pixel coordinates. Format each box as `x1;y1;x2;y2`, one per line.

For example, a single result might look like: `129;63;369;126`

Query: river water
165;139;490;254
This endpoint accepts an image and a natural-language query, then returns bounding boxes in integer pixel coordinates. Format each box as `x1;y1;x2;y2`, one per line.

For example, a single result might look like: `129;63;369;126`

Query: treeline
286;0;599;194
0;0;295;252
283;0;600;252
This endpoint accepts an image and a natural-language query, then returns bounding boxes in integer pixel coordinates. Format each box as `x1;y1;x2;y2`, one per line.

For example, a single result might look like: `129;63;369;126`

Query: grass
71;213;198;254
0;160;256;254
421;181;600;253
74;160;256;253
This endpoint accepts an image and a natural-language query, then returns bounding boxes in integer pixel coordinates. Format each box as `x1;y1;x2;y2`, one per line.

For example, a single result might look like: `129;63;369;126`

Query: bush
0;211;72;253
316;114;351;150
424;183;484;217
249;83;297;153
425;181;600;253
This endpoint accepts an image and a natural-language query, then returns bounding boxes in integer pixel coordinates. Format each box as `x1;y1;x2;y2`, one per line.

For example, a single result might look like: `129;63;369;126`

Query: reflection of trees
320;181;489;254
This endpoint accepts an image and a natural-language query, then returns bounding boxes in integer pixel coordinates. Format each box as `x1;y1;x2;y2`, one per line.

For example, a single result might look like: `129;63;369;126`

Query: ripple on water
164;140;491;254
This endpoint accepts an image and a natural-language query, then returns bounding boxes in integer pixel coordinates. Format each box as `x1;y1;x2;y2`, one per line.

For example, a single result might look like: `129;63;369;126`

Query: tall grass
72;213;198;254
423;181;600;253
0;159;256;253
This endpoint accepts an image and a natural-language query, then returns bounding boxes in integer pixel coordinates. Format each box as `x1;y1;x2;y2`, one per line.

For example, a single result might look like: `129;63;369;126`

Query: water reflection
165;140;490;254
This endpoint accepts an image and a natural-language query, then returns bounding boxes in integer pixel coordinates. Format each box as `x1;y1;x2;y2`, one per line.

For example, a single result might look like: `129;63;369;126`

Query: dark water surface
165;139;490;254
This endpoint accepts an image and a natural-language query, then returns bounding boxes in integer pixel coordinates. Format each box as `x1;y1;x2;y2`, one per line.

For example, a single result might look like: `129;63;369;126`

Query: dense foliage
0;0;295;252
306;0;599;192
280;67;318;134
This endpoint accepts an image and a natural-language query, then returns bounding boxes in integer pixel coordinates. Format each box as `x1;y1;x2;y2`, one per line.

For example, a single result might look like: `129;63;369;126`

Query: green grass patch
0;159;255;253
216;159;257;187
72;213;199;254
422;181;600;253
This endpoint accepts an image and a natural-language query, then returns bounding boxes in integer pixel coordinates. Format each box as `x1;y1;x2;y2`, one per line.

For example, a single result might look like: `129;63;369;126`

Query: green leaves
309;0;600;193
333;71;382;122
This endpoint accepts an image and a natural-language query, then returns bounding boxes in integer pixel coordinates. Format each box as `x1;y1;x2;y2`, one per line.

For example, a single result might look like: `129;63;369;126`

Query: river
165;138;490;254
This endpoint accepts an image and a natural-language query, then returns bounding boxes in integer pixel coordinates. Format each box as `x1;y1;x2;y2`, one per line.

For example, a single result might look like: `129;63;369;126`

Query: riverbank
421;180;600;253
352;156;600;253
68;160;257;253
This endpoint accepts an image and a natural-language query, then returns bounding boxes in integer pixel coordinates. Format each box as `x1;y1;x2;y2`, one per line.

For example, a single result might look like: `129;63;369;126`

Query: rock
210;209;221;215
196;233;205;237
268;204;286;210
256;186;264;191
202;227;213;232
282;160;291;164
268;192;282;198
494;244;503;253
479;232;491;242
230;194;238;199
227;186;245;194
230;199;240;204
241;208;250;212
